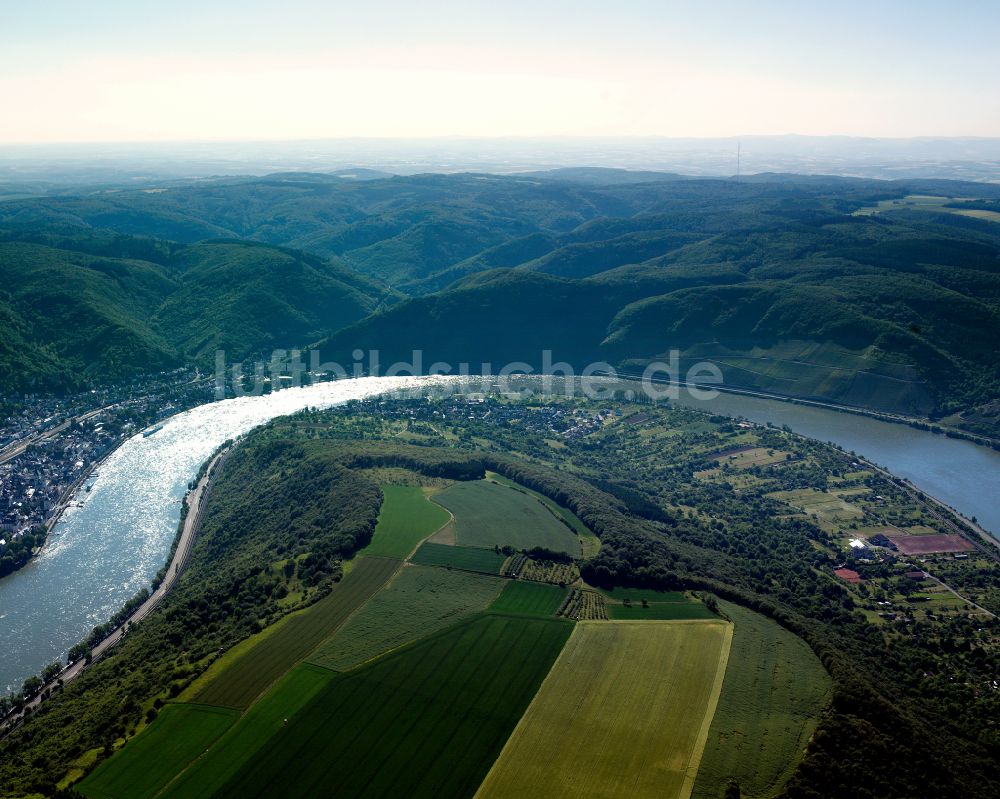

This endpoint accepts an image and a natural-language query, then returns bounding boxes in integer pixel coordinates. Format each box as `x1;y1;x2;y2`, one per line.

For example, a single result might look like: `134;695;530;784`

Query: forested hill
2;170;999;430
0;235;385;391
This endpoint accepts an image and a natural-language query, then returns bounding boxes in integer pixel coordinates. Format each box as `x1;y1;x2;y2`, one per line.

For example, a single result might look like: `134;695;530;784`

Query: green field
596;587;719;620
186;614;572;799
487;473;599;556
607;601;718;620
768;487;863;528
359;485;451;558
78;704;239;799
410;541;508;574
597;587;689;602
433;479;580;555
691;601;833;799
477;620;734;799
191;556;400;709
489;581;566;617
160;665;335;799
308;565;504;671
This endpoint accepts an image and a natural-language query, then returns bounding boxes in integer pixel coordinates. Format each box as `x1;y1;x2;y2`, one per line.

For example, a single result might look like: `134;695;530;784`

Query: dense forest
2;169;999;430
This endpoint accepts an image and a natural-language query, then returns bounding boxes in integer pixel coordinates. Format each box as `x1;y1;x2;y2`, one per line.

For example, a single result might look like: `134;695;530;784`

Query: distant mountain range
3;136;1000;184
2;168;999;433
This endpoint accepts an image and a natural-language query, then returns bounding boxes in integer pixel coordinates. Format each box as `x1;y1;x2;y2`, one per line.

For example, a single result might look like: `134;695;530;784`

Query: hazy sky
2;0;999;143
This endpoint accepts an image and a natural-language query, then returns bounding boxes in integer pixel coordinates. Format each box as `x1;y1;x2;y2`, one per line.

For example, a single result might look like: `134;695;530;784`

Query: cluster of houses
424;397;618;438
0;369;210;558
0;415;121;547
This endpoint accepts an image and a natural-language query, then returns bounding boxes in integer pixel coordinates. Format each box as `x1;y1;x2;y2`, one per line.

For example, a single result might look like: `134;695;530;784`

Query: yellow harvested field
476;620;734;799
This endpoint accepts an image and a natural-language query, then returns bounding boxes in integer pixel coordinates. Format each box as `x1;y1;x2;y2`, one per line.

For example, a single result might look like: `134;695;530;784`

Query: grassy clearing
190;556;400;709
359;484;451;559
434;479;580;555
160;664;334;799
411;541;508;574
607;601;718;620
691;601;832;799
308;565;504;671
201;614;573;799
487;472;599;556
78;704;239;799
853;194;1000;224
768;487;863;528
597;587;689;602
955;208;1000;223
490;581;566;617
476;620;733;799
716;447;792;469
597;587;717;619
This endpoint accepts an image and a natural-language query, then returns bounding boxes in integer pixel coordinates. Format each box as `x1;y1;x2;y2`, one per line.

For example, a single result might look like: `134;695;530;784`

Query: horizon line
3;133;1000;149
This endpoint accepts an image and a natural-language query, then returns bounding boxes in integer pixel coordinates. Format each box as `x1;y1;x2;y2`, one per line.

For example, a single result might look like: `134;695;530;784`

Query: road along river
0;376;451;694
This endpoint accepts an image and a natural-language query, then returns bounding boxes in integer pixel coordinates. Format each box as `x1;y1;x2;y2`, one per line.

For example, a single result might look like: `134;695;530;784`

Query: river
672;387;1000;536
0;376;450;694
2;375;1000;693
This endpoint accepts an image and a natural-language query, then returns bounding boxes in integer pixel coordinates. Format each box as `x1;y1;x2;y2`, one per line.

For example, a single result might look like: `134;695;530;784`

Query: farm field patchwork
308;564;504;671
198;614;573;799
410;541;508;574
691;601;832;799
489;580;566;617
160;664;335;799
77;704;239;799
359;484;451;558
476;620;733;799
433;479;581;555
190;556;400;709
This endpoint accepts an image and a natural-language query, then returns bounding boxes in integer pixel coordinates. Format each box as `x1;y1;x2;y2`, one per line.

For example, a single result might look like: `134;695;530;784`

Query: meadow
433;479;581;555
487;473;600;556
768;487;864;530
597;587;719;619
476;620;733;799
690;601;833;799
308;565;504;671
78;704;239;799
198;614;572;799
358;484;451;559
489;581;566;617
607;600;718;620
190;556;400;709
410;541;508;574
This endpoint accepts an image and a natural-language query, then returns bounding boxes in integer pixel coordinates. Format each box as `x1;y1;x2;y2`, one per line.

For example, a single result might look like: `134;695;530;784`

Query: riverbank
609;369;1000;452
0;445;230;738
0;414;141;582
